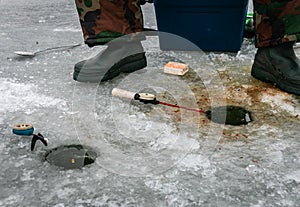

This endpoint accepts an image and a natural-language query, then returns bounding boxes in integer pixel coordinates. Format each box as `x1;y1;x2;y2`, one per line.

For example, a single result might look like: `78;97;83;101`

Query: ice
261;92;300;115
53;27;81;32
0;0;300;206
0;78;68;114
285;170;300;183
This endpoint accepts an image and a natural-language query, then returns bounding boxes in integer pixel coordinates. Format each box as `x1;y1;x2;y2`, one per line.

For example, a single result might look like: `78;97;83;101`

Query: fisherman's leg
73;0;147;82
251;0;300;95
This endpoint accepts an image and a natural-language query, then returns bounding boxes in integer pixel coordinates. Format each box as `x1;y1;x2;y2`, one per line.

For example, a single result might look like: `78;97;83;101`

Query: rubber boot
251;42;300;95
73;40;147;82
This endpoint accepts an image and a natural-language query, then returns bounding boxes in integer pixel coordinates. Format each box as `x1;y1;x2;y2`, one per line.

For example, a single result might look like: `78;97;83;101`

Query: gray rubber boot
73;41;147;82
251;42;300;95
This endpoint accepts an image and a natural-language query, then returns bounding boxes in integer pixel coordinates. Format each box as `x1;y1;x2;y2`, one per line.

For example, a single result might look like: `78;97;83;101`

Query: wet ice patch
150;134;200;152
53;27;81;32
208;50;254;65
20;169;35;181
144;179;179;194
254;124;284;139
177;154;210;171
144;178;197;206
0;195;24;206
53;204;66;207
263;151;283;166
285;170;300;183
56;187;76;199
176;154;216;177
0;78;68;115
246;164;263;174
260;90;300;115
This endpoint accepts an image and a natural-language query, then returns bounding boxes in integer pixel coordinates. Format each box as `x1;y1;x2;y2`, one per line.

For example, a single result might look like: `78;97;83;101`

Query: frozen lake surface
0;0;300;206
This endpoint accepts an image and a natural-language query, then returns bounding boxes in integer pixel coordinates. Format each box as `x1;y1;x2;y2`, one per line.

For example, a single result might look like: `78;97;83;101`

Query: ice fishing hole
45;144;97;169
206;105;253;126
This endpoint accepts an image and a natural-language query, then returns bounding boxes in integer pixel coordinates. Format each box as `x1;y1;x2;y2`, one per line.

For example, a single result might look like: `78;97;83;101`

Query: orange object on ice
164;61;189;76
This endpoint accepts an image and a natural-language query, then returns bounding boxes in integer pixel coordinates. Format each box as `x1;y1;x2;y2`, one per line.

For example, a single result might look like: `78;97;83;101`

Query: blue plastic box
154;0;249;52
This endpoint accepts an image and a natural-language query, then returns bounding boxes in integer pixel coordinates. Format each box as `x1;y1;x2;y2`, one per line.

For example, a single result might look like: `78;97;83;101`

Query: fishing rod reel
111;88;159;104
134;92;159;104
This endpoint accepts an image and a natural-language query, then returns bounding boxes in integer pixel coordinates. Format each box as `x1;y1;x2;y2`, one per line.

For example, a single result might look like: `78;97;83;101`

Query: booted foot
251;42;300;95
73;41;147;82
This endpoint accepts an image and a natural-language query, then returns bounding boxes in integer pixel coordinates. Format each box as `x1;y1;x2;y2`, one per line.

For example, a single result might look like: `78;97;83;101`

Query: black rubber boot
73;41;147;82
251;42;300;95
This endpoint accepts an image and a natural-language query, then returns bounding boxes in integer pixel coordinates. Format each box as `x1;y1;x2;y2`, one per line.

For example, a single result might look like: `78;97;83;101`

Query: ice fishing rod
112;88;207;114
111;88;253;126
12;124;48;151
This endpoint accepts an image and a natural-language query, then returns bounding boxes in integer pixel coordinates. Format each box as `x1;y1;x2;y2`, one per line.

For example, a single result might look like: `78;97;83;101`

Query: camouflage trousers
75;0;143;46
75;0;300;48
254;0;300;47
